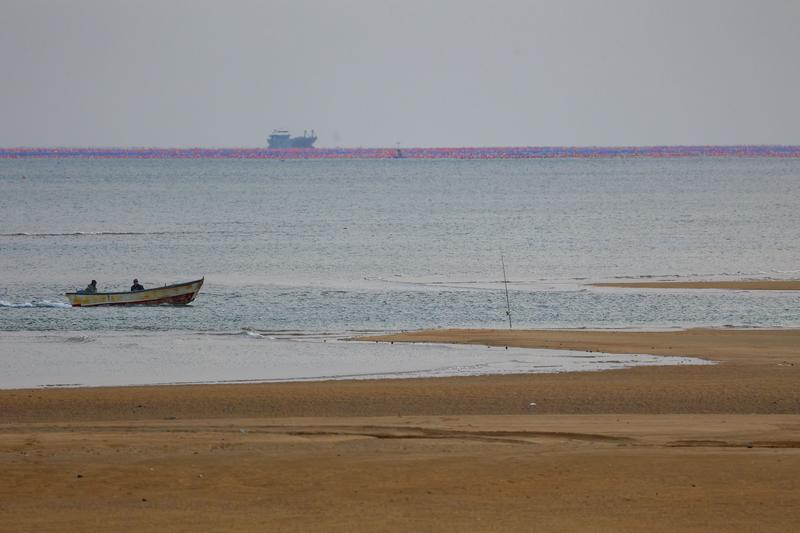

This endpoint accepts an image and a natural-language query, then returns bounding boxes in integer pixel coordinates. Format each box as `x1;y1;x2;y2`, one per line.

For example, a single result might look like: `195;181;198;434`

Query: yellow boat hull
65;278;203;307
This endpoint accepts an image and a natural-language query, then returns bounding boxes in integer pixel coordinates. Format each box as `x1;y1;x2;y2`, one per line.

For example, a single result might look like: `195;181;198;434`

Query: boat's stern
65;293;109;307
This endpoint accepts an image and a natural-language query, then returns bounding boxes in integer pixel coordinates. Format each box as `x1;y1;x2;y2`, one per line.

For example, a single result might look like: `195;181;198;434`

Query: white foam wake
0;300;71;309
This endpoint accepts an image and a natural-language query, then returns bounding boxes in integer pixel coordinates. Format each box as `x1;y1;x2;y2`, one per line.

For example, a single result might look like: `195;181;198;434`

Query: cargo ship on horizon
267;129;317;149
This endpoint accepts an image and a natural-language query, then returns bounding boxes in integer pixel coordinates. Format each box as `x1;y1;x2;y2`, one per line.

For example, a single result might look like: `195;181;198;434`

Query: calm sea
3;156;800;331
1;156;797;386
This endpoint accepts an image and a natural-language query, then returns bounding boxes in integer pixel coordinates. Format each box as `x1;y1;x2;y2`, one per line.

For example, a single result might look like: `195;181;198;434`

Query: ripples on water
2;285;800;332
2;157;800;333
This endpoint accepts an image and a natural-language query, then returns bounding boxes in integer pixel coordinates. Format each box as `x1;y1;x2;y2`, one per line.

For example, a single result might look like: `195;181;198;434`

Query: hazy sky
2;0;799;147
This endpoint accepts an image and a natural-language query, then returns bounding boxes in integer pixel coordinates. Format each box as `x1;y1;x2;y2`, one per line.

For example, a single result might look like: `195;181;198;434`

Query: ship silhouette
267;129;317;148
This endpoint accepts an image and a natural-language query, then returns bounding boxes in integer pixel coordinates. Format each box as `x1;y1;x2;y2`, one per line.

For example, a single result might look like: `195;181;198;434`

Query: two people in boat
79;279;145;293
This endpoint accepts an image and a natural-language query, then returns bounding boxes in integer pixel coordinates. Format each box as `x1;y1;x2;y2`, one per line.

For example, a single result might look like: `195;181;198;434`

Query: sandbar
592;279;800;290
2;327;799;531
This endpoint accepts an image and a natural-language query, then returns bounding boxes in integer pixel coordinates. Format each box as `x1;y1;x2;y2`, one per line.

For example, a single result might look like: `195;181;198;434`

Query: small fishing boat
65;278;204;307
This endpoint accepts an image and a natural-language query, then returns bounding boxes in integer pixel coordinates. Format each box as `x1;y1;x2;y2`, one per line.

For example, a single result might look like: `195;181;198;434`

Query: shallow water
0;331;712;389
0;157;796;386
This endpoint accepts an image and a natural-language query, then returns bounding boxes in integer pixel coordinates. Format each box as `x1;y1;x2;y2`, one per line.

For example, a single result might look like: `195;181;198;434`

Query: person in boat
79;280;97;294
131;279;145;292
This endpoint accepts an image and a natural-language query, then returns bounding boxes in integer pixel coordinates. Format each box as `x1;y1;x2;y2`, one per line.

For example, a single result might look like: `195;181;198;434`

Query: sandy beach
2;327;799;531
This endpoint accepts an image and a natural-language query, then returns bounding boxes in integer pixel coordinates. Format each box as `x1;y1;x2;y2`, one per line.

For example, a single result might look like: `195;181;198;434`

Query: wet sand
2;328;800;531
593;279;800;290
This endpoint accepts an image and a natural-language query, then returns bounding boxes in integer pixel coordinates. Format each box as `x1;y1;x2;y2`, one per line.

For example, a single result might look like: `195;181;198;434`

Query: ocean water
1;157;798;386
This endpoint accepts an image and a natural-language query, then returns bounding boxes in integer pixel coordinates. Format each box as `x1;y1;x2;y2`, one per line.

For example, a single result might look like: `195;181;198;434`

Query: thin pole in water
501;251;512;329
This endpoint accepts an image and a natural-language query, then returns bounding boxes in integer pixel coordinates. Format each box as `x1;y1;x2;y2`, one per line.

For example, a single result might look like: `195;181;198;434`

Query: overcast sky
2;0;799;148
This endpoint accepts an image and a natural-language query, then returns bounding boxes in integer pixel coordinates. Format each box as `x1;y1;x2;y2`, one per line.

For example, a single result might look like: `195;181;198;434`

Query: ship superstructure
267;129;317;148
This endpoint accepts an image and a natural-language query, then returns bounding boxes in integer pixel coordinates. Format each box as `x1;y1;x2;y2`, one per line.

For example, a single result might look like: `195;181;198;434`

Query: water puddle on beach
0;331;714;389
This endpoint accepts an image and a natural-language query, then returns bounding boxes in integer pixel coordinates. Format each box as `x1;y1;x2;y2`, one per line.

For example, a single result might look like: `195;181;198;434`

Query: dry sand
592;279;800;290
2;328;799;531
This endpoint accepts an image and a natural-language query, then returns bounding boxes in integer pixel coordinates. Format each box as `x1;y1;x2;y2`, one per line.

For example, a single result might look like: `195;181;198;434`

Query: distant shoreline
2;145;800;159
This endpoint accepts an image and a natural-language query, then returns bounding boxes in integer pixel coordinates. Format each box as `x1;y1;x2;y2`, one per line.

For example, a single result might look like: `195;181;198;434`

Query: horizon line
3;143;800;150
3;145;800;160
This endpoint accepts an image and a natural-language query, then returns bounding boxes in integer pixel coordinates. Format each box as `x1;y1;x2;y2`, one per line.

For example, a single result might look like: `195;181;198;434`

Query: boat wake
0;299;71;309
